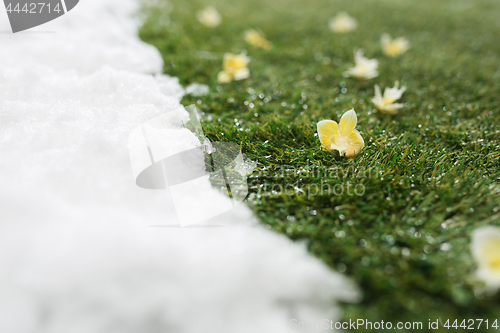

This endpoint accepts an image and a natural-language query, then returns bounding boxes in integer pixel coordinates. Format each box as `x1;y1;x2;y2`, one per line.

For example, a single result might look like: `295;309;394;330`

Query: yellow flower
344;50;379;80
371;81;406;115
244;29;272;50
196;7;222;27
381;33;409;57
217;52;250;83
317;109;364;158
471;226;500;290
328;12;358;33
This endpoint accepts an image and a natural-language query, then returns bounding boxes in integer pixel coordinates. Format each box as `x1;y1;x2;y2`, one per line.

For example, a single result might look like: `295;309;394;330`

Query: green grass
139;0;500;330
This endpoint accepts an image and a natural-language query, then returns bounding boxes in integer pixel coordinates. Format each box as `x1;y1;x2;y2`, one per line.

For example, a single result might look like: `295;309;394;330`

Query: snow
0;0;360;332
185;83;210;96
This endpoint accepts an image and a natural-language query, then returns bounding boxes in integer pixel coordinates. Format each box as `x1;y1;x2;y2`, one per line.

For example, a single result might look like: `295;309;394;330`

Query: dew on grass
440;243;452;251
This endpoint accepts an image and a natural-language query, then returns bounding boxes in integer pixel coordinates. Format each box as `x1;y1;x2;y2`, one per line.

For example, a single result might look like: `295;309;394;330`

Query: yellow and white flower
328;12;358;33
372;81;406;115
344;50;378;80
245;29;272;50
381;33;409;57
317;109;364;158
196;7;222;27
217;52;250;83
471;226;500;290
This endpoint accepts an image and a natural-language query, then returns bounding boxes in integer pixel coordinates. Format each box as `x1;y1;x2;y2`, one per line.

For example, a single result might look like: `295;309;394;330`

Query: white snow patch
0;0;360;332
185;82;210;96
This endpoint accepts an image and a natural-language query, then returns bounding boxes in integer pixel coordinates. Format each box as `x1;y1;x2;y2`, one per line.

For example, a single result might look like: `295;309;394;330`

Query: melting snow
0;0;360;332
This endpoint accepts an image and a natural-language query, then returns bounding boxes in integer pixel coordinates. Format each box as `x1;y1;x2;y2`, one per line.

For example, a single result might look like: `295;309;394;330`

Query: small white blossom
217;52;251;83
197;7;222;27
328;12;358;33
371;81;406;115
471;226;500;291
381;34;409;57
245;29;272;50
343;50;378;80
317;109;365;158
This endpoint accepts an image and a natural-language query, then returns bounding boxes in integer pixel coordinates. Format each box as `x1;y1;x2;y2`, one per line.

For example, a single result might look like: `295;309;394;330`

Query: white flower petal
234;68;250;81
472;226;500;290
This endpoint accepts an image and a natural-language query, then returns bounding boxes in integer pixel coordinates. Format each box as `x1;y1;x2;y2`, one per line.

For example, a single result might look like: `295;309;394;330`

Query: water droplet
440;243;452;251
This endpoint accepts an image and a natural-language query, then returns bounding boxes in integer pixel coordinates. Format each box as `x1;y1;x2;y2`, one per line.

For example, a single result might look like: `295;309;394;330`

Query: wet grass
139;0;500;330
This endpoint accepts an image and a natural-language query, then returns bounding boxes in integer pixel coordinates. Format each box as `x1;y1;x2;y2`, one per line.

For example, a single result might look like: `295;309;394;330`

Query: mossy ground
139;0;500;331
